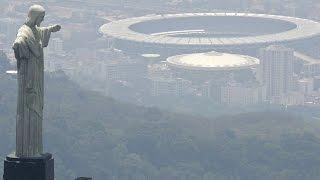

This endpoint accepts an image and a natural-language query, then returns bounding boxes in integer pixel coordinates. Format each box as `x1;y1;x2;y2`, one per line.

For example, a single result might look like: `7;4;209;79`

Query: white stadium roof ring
100;13;320;48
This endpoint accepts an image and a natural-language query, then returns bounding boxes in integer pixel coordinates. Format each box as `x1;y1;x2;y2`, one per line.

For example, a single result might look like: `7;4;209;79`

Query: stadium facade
100;13;320;56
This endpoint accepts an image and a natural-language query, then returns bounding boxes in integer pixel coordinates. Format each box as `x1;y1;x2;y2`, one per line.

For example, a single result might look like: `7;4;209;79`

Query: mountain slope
1;72;320;180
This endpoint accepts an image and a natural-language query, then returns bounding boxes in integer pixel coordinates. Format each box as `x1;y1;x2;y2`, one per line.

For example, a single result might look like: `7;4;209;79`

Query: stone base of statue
3;153;54;180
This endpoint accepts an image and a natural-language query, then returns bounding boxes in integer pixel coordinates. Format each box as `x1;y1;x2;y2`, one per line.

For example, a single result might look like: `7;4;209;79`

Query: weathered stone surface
13;4;61;157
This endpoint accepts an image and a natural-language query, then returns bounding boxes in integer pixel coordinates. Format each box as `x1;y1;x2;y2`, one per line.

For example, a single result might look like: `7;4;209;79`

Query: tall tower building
259;45;294;100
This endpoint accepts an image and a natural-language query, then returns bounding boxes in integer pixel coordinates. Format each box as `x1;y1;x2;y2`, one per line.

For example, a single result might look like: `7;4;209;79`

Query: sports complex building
100;13;320;56
99;13;320;105
166;51;259;82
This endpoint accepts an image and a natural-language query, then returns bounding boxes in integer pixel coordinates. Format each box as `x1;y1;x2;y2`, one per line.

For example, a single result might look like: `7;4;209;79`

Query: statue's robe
13;24;52;157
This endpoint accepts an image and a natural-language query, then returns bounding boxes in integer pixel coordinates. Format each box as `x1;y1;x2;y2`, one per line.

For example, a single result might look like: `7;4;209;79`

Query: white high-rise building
259;45;294;100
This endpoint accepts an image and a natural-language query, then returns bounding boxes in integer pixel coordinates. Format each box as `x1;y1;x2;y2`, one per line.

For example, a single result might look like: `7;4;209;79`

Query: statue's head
27;5;45;27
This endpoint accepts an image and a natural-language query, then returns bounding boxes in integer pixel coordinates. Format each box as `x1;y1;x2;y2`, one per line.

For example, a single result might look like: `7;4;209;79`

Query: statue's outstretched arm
48;24;61;33
39;25;61;48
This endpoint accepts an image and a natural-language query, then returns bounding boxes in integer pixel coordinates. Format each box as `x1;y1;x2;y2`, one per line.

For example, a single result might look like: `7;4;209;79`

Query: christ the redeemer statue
13;5;61;157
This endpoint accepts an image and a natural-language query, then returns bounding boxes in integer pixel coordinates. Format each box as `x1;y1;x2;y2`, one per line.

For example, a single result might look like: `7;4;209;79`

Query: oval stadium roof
167;51;260;71
100;13;320;48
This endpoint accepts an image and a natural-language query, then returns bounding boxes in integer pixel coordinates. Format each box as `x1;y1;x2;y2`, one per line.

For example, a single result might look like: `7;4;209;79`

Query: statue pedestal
3;153;54;180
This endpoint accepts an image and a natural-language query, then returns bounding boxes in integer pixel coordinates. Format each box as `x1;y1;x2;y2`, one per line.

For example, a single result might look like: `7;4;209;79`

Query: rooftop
100;13;320;47
167;51;260;71
141;54;161;58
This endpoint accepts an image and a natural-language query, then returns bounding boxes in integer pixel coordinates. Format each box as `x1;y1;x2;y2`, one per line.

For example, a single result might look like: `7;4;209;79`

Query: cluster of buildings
1;2;320;108
143;45;320;106
68;42;320;107
148;51;263;105
96;13;320;107
259;45;320;106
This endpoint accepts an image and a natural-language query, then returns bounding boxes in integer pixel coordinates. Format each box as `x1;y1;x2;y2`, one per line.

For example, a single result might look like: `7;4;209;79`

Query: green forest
1;56;320;179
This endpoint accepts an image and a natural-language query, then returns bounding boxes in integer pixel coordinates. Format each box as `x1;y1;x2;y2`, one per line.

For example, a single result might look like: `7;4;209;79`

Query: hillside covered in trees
1;72;320;179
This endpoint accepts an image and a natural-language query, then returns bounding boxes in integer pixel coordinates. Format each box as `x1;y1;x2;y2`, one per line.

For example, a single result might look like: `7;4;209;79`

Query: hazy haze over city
1;0;320;179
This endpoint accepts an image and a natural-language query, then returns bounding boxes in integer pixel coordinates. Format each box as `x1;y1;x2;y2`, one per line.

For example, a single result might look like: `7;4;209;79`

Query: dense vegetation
1;70;320;180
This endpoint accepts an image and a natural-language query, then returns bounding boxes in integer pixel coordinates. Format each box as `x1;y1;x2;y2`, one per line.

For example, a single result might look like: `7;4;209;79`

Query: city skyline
1;1;320;179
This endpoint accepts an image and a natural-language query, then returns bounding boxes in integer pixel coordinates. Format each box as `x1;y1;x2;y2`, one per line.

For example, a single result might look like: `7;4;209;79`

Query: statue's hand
50;24;61;33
